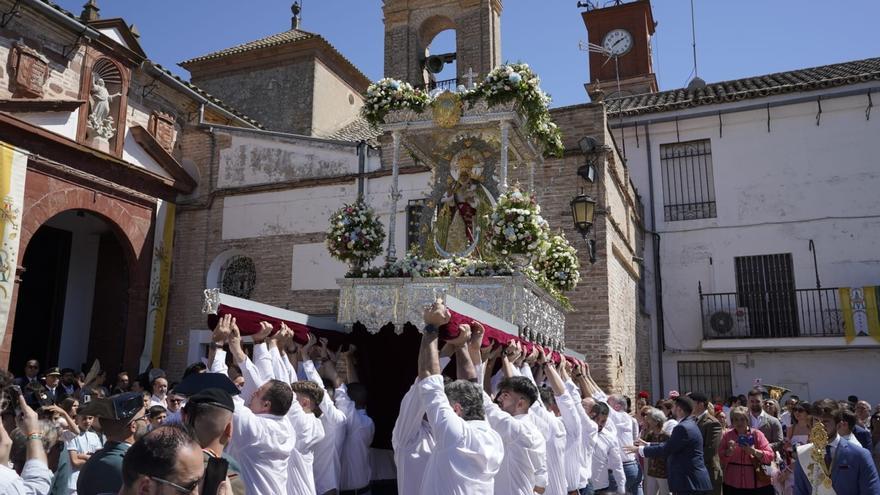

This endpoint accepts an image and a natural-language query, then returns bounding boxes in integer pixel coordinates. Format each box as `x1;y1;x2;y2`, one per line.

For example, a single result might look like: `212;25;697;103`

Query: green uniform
76;441;130;495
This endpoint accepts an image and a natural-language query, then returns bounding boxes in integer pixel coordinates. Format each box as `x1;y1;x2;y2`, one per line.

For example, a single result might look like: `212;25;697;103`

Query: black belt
339;487;370;495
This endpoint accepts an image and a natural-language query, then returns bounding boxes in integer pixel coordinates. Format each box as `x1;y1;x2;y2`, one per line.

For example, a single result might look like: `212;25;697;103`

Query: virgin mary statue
433;150;496;258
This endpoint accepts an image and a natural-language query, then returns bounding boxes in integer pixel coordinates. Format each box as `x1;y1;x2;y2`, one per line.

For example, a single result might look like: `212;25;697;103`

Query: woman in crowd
641;407;671;495
715;404;729;433
775;401;813;494
762;399;781;420
60;397;79;419
871;412;880;473
719;406;775;495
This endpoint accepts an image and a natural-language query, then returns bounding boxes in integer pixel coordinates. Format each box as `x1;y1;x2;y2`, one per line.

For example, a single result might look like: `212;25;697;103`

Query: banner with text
0;142;28;349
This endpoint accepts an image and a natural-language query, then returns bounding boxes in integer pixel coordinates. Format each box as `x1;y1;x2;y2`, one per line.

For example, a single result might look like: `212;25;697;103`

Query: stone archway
0;169;155;375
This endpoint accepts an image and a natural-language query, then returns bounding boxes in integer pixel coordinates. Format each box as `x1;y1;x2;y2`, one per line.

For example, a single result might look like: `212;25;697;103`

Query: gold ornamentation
809;420;834;491
432;92;462;129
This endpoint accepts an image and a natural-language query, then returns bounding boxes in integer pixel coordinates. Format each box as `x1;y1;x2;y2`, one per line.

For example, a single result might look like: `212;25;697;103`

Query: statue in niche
433;148;496;258
87;76;122;140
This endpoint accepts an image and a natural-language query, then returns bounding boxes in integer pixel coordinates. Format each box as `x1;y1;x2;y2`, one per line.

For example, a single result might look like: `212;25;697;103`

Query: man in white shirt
589;401;626;494
334;345;375;495
607;393;642;495
302;338;348;495
208;314;296;495
530;354;583;495
417;300;503;495
483;344;548;495
569;361;600;494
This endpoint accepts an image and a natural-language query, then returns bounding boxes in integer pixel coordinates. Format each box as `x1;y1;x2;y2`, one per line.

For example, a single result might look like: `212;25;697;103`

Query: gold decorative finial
808;420;834;490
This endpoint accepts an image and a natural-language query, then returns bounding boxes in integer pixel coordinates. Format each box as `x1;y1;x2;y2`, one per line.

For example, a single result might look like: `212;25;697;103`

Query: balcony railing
420;78;458;92
700;288;843;339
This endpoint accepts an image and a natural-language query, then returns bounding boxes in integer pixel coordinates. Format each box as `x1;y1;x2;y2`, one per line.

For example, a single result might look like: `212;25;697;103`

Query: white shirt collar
827;435;841;449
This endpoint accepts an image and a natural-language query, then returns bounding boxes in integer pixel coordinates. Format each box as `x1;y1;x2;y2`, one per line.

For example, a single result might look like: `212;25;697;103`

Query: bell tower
383;0;502;88
582;0;658;97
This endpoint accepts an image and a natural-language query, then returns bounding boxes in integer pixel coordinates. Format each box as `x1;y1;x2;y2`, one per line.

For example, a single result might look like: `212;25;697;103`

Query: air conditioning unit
707;307;750;337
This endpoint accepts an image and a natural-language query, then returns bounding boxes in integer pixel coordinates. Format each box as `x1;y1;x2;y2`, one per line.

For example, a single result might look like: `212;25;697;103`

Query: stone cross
464;67;477;89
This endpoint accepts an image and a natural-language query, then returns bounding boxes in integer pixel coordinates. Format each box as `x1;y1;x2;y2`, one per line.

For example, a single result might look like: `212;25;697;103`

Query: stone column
499;120;510;193
386;131;402;262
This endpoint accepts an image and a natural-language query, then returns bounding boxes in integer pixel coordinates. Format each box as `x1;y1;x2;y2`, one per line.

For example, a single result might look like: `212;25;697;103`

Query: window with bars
734;253;799;338
677;360;732;400
660;139;717;221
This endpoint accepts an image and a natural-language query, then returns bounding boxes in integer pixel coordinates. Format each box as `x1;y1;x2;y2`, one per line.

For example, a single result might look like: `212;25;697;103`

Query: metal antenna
690;0;698;79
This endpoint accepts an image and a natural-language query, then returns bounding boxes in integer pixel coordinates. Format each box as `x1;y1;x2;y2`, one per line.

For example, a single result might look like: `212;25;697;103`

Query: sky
55;0;880;108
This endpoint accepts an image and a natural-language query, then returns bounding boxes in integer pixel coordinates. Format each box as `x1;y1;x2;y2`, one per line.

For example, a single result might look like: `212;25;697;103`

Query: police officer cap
187;388;234;413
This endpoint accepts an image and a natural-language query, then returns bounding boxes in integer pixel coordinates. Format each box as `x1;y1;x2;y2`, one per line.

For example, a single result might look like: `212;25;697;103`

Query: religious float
204;63;584;447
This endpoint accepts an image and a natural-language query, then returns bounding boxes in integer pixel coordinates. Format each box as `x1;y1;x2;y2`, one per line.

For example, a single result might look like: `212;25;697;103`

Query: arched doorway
10;210;130;376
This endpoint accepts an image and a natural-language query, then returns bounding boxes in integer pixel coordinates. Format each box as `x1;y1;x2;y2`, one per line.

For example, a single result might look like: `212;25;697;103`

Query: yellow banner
839;287;880;343
0;142;28;348
140;201;176;371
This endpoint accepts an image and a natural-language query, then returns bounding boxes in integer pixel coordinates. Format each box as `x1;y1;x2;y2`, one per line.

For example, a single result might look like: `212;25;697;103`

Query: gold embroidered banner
140;200;176;371
0;142;28;349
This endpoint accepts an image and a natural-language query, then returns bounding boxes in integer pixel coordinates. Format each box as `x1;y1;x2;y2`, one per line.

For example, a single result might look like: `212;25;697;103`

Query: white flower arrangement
362;64;565;157
355;249;513;279
533;233;581;292
362;78;429;126
465;63;564;157
487;187;550;258
326;199;386;273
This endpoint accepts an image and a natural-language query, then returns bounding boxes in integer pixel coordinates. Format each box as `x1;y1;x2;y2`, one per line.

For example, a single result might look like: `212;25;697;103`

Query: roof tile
181;29;317;65
608;57;880;117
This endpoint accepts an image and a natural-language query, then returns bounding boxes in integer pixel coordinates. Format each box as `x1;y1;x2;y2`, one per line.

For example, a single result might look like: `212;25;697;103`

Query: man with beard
76;392;148;495
483;343;548;495
747;388;783;452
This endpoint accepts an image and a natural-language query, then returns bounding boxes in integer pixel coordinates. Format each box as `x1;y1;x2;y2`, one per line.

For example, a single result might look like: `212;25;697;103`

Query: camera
737;434;755;447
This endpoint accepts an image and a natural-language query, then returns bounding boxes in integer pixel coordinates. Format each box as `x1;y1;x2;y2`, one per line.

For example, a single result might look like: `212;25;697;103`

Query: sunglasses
150;476;201;494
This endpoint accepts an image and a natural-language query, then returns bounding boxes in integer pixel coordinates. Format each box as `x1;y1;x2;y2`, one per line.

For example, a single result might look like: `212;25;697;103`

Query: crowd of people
1;299;879;494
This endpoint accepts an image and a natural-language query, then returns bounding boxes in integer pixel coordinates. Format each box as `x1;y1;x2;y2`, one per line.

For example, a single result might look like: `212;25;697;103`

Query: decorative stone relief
8;41;49;98
148;111;176;152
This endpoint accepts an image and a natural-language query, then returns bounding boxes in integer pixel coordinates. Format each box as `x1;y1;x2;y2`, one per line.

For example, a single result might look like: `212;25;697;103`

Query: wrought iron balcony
700;287;844;339
420;78;458;92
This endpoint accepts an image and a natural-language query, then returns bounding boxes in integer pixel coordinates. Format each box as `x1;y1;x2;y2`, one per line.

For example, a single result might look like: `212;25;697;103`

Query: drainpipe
356;140;366;200
644;124;665;396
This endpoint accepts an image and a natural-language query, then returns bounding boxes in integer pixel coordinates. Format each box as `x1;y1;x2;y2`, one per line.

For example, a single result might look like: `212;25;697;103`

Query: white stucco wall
17;109;79;140
122;127;175;180
222;182;358;240
618;84;880;400
217;130;360;189
311;59;365;138
291;242;348;290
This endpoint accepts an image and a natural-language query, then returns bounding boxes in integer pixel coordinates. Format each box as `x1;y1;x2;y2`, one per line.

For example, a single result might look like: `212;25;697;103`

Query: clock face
602;29;634;56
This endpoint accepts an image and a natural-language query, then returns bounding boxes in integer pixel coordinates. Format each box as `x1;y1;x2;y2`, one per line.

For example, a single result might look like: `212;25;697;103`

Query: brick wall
191;60;315;135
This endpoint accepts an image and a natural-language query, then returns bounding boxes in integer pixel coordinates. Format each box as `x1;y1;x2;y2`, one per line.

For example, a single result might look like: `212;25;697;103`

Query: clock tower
582;0;658;98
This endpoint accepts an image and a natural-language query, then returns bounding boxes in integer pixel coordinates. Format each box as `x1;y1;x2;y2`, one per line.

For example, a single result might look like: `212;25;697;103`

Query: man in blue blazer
794;399;880;495
625;396;712;495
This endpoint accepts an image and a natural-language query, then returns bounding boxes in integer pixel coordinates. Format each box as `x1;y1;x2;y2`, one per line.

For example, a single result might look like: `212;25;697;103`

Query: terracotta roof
181;29;318;65
328;116;382;147
179;28;372;91
607;57;880;117
149;64;264;128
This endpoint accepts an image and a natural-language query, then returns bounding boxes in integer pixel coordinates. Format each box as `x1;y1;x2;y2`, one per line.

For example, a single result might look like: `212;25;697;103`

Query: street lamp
570;192;597;264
